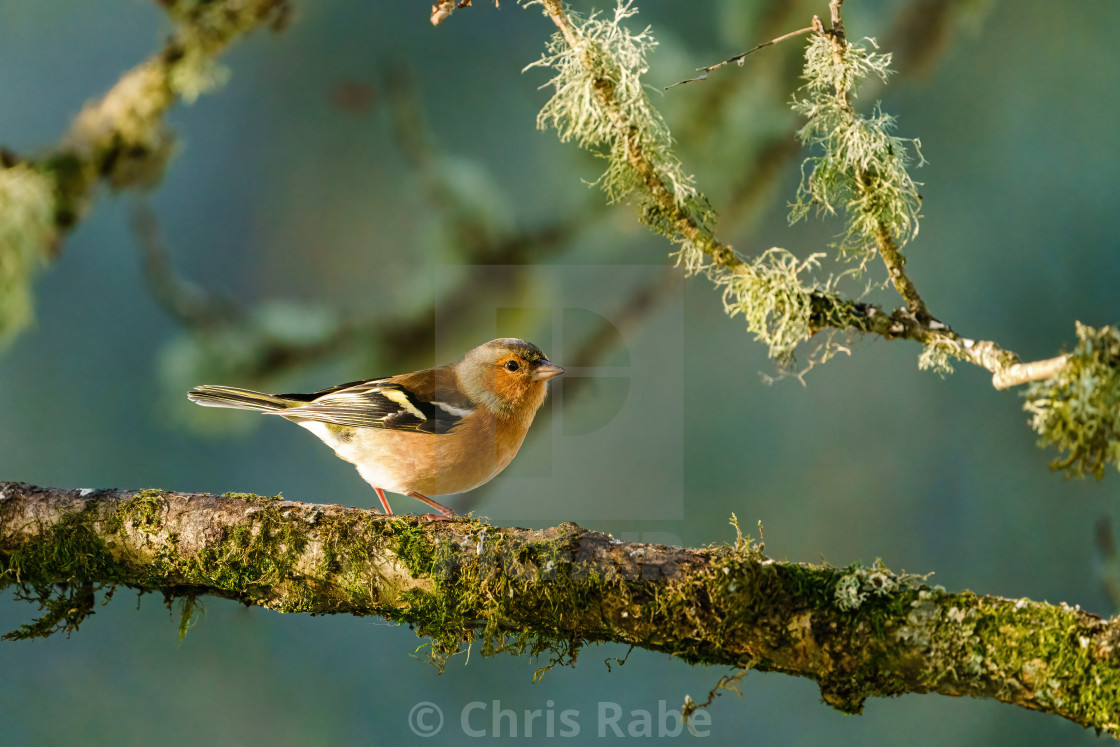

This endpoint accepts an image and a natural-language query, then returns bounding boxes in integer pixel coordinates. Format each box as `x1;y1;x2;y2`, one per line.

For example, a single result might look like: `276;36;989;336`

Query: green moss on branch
2;481;1119;736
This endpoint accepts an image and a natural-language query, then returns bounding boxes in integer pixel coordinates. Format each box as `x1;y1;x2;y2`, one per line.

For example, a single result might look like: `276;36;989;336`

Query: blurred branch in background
134;191;575;433
136;61;582;421
0;0;292;344
1096;517;1120;614
3;481;1120;738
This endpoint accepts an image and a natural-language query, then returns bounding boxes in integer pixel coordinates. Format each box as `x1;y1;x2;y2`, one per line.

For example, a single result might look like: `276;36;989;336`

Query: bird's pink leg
374;487;393;515
407;491;457;521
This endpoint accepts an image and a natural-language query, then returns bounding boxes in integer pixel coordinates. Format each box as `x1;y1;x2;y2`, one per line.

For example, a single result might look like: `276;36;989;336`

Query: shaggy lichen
918;341;957;377
789;34;924;266
1023;322;1120;478
710;249;848;365
523;0;715;270
522;1;868;367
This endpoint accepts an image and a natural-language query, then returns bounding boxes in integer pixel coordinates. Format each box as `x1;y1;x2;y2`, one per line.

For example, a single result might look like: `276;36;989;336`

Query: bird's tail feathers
187;385;297;413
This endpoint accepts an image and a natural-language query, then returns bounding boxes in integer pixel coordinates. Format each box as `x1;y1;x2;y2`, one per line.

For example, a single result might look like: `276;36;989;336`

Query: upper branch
528;0;1045;385
2;481;1119;736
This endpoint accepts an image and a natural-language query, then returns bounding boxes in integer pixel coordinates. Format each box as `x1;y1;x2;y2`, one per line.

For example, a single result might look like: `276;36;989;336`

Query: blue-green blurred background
2;1;1119;744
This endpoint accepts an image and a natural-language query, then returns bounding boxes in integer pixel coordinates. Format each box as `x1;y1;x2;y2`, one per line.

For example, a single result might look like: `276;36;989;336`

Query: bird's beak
533;362;565;381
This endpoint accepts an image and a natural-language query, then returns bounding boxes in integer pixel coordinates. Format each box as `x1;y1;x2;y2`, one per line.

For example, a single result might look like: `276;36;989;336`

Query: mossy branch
2;481;1120;735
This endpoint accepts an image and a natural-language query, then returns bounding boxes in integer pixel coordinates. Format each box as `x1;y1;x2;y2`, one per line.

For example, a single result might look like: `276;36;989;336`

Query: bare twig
666;25;815;89
431;0;498;26
992;354;1070;390
829;0;845;37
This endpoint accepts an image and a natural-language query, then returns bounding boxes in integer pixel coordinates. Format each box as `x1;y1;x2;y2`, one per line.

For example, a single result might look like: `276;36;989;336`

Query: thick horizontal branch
1;482;1118;736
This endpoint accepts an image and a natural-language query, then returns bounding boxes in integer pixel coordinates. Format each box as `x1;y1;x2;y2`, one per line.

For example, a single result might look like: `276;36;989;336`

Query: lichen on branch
516;1;1120;479
0;165;56;345
789;34;924;269
3;481;1120;736
523;0;853;364
1024;323;1120;478
524;0;715;265
711;249;847;366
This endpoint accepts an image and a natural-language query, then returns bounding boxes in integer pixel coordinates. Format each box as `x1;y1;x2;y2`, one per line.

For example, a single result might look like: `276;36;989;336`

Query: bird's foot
419;512;460;522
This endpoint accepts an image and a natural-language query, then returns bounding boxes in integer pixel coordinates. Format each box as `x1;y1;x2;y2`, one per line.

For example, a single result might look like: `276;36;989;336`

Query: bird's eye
504;360;520;372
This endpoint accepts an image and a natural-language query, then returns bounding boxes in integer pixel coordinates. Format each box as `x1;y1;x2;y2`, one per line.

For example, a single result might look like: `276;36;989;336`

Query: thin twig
829;0;845;38
666;26;815;89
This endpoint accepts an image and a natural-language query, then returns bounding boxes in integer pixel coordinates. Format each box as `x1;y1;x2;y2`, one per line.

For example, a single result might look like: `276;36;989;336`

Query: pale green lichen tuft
1023;322;1120;478
0;165;57;345
523;0;715;269
710;249;827;364
709;249;855;366
918;342;956;377
834;560;930;612
789;35;924;266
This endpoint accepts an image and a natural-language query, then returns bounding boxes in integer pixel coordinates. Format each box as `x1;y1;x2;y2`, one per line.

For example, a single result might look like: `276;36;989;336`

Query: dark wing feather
274;369;470;434
278;378;377;402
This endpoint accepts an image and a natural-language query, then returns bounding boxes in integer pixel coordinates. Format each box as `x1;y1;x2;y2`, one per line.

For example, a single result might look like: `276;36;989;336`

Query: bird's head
457;338;564;418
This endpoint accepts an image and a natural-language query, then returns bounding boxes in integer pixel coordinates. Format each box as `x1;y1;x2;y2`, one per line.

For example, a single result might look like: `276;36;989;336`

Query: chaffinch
187;339;563;517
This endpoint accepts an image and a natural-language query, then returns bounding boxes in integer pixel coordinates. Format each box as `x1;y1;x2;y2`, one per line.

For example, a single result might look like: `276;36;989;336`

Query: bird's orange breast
320;407;540;496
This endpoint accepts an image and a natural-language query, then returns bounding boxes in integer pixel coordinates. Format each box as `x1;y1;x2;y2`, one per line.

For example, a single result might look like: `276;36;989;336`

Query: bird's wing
275;369;472;434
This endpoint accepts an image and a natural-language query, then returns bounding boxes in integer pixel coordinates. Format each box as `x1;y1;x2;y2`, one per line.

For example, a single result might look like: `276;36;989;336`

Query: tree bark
1;481;1118;736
